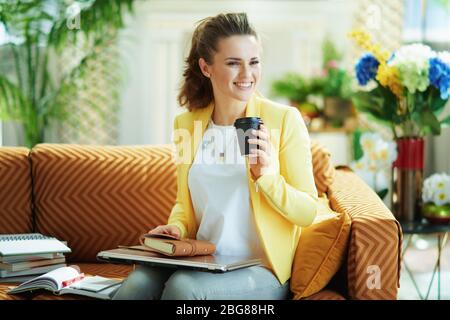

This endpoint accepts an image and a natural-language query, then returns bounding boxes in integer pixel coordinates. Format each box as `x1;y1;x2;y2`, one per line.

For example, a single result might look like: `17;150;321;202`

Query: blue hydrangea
355;53;380;86
429;57;450;99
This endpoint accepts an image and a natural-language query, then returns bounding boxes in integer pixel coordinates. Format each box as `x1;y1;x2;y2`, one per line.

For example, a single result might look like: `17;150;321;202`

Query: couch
0;143;402;300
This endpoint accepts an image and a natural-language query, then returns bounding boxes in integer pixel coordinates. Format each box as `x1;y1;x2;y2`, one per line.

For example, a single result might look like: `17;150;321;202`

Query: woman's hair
178;13;258;111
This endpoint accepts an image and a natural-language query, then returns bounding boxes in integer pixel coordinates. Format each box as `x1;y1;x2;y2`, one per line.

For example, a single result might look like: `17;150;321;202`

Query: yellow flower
369;151;378;161
348;29;403;97
348;30;390;63
376;64;403;97
361;139;375;151
378;149;389;162
355;162;365;170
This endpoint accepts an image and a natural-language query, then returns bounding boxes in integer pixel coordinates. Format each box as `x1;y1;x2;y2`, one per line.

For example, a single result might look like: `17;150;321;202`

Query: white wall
117;0;358;145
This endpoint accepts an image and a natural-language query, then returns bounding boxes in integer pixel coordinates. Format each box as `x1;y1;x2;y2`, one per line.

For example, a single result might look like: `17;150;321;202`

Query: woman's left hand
247;124;272;180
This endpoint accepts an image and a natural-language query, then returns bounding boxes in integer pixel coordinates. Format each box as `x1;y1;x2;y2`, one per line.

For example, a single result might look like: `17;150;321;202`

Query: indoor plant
312;38;354;128
270;73;320;121
349;29;450;222
0;0;134;148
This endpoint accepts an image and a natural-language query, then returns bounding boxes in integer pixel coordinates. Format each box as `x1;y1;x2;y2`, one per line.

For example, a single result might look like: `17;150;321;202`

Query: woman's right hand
148;224;181;239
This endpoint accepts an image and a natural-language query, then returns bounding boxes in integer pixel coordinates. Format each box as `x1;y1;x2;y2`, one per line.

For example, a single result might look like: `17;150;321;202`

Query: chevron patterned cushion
327;169;402;300
0;147;33;234
30;144;177;262
291;195;351;300
311;141;336;196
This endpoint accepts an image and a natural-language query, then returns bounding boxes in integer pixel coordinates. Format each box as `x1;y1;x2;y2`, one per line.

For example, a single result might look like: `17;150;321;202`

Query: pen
62;273;85;287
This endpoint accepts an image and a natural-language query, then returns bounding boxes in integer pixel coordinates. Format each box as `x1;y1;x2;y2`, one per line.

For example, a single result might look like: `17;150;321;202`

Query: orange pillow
311;141;336;196
290;195;351;299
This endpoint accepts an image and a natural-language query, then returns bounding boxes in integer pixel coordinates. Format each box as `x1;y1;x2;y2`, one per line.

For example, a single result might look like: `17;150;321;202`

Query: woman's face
199;35;262;103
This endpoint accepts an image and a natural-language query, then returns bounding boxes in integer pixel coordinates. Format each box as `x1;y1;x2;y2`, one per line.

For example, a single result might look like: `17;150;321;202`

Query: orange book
139;233;216;257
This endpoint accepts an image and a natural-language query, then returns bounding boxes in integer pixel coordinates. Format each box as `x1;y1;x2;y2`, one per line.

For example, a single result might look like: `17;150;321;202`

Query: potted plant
422;173;450;224
311;38;354;128
0;0;134;148
270;73;320;120
349;29;450;222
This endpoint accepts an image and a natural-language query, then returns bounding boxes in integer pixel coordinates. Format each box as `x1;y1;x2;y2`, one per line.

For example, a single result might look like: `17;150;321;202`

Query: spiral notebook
0;234;71;257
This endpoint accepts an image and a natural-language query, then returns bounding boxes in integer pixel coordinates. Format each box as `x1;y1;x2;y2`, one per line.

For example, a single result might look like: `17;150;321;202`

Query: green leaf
440;115;450;128
429;87;448;117
377;188;389;200
420;109;441;135
0;74;32;122
270;73;311;102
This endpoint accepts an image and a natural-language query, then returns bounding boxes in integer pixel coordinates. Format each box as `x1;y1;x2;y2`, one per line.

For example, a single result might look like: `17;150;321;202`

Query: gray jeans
112;265;291;300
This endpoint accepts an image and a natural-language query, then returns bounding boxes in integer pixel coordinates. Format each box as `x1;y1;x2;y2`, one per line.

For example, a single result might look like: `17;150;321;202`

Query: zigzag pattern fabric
327;169;402;300
0;147;33;234
310;141;336;196
30;144;177;262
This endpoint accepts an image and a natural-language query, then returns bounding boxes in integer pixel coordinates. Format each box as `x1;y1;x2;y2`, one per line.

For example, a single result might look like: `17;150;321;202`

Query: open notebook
0;234;71;257
8;266;122;300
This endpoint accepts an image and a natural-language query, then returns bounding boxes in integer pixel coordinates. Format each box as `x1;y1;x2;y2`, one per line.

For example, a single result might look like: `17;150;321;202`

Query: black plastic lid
234;117;263;125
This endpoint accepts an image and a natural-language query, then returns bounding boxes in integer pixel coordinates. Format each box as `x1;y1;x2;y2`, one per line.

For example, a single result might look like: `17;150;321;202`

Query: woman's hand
247;124;272;180
148;224;181;239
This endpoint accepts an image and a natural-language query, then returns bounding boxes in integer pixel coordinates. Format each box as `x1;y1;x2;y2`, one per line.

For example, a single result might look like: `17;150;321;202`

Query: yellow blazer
168;92;319;285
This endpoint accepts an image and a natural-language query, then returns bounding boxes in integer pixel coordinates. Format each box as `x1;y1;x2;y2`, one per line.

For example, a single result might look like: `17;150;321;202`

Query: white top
188;119;266;260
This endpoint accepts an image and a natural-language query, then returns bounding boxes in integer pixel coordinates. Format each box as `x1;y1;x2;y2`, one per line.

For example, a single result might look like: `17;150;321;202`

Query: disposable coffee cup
234;117;264;156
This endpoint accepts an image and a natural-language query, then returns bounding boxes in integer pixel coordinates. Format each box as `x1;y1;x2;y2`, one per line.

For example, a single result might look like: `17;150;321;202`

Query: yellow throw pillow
291;195;351;299
311;141;336;196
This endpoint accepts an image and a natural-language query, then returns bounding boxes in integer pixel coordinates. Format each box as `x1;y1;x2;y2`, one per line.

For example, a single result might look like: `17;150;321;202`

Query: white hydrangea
422;173;450;205
389;43;436;93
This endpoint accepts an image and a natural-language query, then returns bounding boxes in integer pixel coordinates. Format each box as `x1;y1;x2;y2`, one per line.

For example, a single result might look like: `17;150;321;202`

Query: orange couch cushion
291;195;351;300
30;144;176;262
0;147;33;234
327;169;401;300
311;141;335;196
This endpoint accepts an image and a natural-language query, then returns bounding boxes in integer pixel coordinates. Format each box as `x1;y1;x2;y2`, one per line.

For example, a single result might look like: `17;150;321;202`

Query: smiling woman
113;12;319;300
178;13;262;117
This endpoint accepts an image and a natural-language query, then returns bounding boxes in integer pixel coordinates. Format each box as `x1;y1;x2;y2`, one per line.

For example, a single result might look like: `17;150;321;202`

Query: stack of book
0;234;71;280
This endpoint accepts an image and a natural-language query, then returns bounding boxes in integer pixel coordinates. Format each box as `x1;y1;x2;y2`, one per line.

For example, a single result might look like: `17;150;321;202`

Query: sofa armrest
327;168;403;300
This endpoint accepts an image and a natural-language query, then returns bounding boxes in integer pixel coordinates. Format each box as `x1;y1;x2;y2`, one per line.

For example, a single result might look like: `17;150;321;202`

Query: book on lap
8;266;122;300
97;247;262;273
139;233;216;256
98;233;261;273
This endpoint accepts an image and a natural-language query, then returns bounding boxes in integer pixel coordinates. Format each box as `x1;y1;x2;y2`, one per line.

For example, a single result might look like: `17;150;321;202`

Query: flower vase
391;137;424;223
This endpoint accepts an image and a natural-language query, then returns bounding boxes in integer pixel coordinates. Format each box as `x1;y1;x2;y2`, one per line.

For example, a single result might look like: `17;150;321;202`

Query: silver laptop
97;247;262;273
